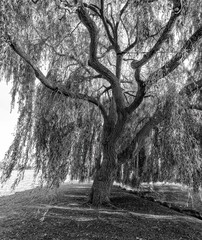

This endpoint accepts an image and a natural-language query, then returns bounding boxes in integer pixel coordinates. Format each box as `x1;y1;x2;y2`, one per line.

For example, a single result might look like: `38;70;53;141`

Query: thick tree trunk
89;143;117;206
89;101;127;206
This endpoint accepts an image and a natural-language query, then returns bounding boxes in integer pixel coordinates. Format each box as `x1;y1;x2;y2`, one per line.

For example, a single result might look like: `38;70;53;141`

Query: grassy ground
0;183;202;240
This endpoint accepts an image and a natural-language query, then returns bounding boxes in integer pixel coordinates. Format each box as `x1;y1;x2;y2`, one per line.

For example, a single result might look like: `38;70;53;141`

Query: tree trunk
89;142;117;206
89;104;127;206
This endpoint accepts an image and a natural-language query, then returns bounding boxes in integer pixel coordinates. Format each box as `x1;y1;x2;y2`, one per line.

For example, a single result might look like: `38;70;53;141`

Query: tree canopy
0;0;202;204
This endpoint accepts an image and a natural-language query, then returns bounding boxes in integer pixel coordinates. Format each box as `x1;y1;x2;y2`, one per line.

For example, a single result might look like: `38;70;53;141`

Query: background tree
0;0;202;206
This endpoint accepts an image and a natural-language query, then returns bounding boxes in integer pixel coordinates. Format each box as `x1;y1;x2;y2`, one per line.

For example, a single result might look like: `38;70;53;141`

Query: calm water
0;170;40;197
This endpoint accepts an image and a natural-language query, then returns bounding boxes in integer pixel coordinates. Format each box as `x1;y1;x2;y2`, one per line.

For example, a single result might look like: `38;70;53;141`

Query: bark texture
89;143;117;205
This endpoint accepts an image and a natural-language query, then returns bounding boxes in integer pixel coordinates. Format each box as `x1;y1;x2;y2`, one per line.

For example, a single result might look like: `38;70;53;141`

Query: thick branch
131;0;182;69
77;6;125;111
114;0;130;37
8;38;108;120
146;25;202;90
115;52;123;79
125;68;146;114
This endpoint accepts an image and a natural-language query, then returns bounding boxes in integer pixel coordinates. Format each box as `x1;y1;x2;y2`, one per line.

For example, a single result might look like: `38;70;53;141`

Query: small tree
1;0;202;205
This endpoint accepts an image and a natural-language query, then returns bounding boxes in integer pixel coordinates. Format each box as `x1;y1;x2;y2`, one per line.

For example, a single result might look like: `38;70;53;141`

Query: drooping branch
146;25;202;90
7;37;108;120
131;0;182;69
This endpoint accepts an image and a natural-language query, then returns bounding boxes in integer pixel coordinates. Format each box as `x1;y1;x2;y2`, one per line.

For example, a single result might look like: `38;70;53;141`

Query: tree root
80;199;118;210
101;201;118;210
80;200;93;208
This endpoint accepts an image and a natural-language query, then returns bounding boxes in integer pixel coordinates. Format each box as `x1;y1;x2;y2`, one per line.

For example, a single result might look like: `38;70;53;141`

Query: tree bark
89;109;127;206
89;142;117;206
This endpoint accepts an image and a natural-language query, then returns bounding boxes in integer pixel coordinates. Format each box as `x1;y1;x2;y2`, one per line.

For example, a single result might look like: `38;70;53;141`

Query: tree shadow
1;183;202;240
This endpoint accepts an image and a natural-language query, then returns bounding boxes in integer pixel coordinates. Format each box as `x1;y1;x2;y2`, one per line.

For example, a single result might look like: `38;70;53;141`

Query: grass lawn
0;183;202;240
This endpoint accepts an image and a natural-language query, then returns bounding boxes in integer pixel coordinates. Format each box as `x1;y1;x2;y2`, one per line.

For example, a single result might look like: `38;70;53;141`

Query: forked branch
125;68;146;114
77;5;125;111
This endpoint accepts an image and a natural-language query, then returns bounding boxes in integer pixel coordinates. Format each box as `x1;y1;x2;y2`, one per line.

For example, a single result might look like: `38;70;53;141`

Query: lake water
0;170;40;197
0;170;73;197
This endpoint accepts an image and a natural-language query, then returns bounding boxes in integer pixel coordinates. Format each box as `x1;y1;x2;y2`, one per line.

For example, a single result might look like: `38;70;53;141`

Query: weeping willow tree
0;0;202;205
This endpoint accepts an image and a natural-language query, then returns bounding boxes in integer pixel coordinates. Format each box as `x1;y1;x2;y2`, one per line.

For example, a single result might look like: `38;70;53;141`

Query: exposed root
80;200;93;208
80;198;118;210
101;201;118;210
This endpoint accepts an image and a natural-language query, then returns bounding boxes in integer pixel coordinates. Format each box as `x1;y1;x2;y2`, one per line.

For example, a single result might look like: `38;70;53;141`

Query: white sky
0;81;18;162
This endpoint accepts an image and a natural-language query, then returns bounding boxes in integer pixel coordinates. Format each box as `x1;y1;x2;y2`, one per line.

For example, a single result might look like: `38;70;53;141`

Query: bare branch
84;3;101;17
108;3;116;28
122;38;138;55
120;0;131;17
120;17;131;45
124;91;136;98
121;14;163;55
100;0;104;12
124;93;130;105
82;74;102;81
98;45;114;59
68;54;91;74
99;85;112;97
100;0;116;48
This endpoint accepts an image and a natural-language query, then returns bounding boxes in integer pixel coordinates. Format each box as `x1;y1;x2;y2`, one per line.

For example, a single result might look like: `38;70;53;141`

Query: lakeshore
0;170;39;197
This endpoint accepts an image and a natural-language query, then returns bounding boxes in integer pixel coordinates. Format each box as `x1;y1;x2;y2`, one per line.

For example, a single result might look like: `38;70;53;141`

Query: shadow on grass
0;183;202;240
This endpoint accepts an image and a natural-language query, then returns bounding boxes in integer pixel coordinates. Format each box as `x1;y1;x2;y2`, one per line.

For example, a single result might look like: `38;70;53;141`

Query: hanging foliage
0;0;202;204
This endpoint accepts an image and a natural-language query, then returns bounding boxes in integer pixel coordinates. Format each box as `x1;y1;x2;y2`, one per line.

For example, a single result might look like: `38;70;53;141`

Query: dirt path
0;183;202;240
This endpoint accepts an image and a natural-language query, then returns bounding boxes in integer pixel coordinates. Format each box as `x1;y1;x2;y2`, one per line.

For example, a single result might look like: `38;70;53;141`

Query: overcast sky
0;81;18;161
